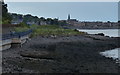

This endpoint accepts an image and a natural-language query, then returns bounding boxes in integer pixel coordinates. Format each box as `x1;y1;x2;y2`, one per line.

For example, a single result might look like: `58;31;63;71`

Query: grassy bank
14;25;86;37
14;27;30;32
32;25;86;36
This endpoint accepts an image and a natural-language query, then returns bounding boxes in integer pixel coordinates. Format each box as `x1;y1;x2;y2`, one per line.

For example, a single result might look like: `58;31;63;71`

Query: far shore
63;25;120;30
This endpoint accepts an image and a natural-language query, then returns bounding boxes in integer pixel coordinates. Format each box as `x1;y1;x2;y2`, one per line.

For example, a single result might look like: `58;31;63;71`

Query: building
67;14;78;25
67;14;78;22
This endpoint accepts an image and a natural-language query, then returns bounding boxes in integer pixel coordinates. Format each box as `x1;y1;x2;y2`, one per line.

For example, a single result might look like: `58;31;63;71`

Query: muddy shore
2;34;120;74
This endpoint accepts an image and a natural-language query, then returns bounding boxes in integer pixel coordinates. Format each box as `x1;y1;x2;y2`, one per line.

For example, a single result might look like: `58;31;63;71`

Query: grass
14;25;86;37
14;27;30;32
0;21;2;24
31;25;86;37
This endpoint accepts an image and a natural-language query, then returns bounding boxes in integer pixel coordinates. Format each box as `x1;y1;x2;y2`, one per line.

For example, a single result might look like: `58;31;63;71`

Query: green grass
31;25;86;37
0;21;2;24
14;27;30;32
14;25;86;37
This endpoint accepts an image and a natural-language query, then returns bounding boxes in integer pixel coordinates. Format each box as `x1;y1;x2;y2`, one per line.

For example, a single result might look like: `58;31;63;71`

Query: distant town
10;13;120;29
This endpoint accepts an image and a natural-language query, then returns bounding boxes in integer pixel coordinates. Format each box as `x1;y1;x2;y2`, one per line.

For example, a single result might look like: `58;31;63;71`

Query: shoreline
63;26;120;30
2;34;120;73
100;48;120;63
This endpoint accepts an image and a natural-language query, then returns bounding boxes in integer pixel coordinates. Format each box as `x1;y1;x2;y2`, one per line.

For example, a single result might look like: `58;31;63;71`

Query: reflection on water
78;29;119;37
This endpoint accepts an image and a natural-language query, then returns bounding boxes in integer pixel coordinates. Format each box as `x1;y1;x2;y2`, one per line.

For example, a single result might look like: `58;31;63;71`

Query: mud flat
2;34;120;74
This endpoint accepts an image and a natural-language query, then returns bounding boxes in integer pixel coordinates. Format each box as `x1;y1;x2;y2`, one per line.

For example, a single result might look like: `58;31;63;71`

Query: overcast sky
6;2;118;22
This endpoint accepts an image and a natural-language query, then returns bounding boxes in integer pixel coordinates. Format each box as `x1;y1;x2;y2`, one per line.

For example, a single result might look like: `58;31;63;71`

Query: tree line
1;1;67;26
11;13;62;25
1;1;12;24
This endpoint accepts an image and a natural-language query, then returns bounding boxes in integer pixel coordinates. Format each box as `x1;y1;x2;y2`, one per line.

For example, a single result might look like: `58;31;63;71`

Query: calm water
100;48;119;60
78;29;119;37
78;29;120;62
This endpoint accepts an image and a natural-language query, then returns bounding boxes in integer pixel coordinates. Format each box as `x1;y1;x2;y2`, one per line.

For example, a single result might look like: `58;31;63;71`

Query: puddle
100;48;120;63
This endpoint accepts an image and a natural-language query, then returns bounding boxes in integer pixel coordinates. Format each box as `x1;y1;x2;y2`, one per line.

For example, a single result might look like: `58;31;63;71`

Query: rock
74;29;79;32
20;50;54;59
97;33;105;36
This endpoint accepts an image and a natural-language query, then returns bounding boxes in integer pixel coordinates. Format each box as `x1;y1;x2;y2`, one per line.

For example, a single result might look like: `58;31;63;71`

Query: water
78;29;119;37
78;29;120;62
100;48;119;60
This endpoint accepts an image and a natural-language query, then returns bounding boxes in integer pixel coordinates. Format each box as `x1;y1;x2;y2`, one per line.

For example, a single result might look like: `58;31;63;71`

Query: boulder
97;33;105;36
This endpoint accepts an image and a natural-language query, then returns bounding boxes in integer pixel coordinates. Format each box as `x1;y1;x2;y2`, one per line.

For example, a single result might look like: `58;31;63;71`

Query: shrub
19;22;29;28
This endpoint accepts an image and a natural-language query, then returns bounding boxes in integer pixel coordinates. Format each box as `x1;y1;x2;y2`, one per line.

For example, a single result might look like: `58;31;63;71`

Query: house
11;19;23;25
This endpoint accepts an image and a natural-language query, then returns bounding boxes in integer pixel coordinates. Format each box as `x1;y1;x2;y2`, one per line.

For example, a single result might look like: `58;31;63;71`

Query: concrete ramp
1;29;32;50
0;39;12;51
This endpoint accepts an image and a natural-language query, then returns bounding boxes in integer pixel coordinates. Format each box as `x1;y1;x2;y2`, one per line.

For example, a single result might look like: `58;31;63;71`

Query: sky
4;0;120;2
6;2;118;22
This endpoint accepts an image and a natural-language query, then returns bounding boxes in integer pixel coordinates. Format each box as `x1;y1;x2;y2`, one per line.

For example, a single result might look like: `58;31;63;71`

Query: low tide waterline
78;29;120;63
78;29;120;37
100;48;119;60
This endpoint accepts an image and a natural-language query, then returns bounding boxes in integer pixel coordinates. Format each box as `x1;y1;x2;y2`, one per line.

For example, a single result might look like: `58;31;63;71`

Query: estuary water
78;29;119;37
100;48;119;60
78;29;120;62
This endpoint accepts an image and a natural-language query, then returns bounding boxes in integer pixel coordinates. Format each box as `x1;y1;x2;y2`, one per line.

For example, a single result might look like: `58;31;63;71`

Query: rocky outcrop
2;34;120;73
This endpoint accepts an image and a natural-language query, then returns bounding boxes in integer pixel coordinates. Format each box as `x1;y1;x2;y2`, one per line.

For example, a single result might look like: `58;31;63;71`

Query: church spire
68;14;70;21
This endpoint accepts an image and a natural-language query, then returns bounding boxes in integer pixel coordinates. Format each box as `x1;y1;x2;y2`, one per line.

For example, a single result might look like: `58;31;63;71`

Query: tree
1;1;12;24
19;22;29;27
0;8;1;24
53;18;59;25
46;18;53;25
2;1;8;18
40;17;46;21
107;21;110;23
59;20;67;26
